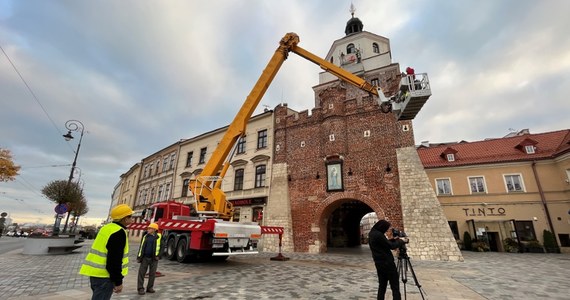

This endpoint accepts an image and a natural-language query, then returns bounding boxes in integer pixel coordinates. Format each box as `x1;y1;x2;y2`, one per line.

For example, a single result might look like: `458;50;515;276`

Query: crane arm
190;32;389;220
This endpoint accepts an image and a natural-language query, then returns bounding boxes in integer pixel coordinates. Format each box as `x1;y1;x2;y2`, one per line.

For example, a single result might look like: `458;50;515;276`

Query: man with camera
369;219;408;300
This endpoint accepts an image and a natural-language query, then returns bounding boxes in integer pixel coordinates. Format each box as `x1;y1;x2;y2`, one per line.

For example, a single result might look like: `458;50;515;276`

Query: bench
47;245;83;254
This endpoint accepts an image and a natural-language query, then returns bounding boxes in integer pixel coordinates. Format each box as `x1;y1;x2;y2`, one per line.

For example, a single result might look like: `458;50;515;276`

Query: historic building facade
418;129;570;253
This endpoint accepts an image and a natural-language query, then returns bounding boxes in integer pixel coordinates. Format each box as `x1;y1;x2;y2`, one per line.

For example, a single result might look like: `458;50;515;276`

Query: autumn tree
0;148;20;182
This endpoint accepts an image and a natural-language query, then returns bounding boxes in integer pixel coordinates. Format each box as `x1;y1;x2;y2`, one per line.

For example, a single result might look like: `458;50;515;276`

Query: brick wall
272;83;416;253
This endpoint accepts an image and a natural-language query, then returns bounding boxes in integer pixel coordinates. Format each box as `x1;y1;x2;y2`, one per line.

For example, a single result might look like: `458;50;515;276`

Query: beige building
116;163;141;208
418;129;570;253
172;110;273;224
130;142;181;239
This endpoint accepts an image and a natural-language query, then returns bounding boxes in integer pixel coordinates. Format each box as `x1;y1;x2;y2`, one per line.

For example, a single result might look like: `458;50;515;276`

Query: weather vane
350;3;356;17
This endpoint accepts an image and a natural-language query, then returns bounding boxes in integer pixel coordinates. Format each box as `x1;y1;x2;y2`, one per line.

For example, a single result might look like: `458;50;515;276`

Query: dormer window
440;147;458;162
515;138;538;155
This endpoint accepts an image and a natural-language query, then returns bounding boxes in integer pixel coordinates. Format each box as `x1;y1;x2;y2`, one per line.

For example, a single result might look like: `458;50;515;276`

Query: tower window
373;43;379;53
347;43;356;54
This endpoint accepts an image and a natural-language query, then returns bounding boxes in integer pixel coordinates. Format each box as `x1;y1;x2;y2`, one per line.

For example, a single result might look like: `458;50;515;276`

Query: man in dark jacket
136;223;161;295
369;220;407;300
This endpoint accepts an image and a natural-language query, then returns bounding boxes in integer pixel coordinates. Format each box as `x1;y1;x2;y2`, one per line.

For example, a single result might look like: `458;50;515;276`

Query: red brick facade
274;83;416;252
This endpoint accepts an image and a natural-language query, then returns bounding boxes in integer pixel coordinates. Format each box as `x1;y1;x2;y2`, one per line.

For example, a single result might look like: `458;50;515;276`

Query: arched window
372;43;379;53
255;165;266;188
347;43;356;54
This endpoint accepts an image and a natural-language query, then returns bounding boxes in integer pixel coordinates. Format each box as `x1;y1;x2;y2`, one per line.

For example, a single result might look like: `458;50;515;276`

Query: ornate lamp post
60;120;85;234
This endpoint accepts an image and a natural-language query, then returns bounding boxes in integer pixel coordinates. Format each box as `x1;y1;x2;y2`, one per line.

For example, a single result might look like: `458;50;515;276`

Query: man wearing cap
79;204;133;300
136;223;161;295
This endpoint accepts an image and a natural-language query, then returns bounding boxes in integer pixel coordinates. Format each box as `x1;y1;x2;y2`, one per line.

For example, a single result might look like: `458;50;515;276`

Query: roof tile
417;129;570;168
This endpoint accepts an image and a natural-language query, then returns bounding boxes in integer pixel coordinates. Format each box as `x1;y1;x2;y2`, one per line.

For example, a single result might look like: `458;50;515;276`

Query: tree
0;148;20;182
42;180;84;235
543;230;560;253
41;180;84;205
70;197;89;232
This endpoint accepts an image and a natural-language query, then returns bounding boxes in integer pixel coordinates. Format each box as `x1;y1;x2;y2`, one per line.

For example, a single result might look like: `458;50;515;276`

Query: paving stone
1;242;569;299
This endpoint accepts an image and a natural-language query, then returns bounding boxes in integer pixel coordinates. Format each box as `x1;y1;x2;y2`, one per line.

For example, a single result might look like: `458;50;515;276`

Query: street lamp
63;120;85;184
60;120;85;234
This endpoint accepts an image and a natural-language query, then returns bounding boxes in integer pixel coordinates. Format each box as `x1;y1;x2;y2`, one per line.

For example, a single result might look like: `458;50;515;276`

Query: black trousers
137;257;158;291
375;262;401;300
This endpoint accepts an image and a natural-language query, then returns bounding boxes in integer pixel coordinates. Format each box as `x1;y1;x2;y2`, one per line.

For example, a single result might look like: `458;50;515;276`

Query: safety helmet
110;204;134;220
148;223;159;230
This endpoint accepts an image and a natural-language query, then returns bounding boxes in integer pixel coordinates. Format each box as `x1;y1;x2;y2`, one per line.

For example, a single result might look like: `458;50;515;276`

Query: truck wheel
176;238;189;263
165;237;177;261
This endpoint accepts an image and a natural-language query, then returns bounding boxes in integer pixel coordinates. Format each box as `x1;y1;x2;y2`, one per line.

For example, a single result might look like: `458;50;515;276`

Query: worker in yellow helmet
136;223;162;295
79;204;134;300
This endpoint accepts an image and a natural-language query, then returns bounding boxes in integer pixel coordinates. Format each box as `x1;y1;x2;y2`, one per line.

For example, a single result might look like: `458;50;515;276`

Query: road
0;237;25;254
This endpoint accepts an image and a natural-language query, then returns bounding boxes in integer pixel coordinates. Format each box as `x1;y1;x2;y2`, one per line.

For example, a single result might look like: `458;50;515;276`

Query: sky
1;0;569;226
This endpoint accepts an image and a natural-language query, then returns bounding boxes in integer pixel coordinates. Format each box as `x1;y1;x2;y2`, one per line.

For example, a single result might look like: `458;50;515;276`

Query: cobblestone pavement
1;241;569;299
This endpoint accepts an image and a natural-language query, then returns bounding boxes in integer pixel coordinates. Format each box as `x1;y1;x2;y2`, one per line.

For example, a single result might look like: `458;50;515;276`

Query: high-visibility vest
138;233;162;257
79;223;129;278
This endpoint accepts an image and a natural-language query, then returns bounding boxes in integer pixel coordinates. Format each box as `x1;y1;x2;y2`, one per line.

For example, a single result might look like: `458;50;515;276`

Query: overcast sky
1;0;569;226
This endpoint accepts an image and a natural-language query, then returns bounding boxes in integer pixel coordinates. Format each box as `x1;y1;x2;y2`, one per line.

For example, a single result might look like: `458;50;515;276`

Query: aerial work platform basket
389;73;432;121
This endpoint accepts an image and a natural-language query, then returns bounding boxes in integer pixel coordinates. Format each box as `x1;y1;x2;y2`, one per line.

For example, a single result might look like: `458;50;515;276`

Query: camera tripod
396;246;426;300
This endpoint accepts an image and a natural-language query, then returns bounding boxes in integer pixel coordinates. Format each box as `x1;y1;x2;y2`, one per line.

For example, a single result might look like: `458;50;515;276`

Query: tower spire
345;3;363;35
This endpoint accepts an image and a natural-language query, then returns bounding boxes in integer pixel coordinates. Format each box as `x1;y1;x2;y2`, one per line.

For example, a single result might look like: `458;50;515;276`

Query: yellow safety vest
79;222;129;278
138;233;162;257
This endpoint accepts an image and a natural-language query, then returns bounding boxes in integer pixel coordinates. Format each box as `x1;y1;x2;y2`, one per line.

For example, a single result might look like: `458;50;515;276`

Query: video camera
391;228;410;257
391;228;408;239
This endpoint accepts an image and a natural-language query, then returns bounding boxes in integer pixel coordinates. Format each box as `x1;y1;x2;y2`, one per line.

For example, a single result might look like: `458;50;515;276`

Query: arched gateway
315;193;384;252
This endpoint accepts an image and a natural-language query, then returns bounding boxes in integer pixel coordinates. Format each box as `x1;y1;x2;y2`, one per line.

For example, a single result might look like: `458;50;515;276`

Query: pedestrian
136;222;162;295
79;204;134;300
368;219;407;300
0;213;6;238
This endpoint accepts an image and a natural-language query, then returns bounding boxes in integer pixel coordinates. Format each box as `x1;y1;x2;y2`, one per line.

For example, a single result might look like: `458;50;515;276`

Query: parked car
29;229;49;237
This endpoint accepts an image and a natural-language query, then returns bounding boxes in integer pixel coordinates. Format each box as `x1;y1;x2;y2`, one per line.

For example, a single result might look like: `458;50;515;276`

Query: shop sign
462;207;506;217
230;197;266;207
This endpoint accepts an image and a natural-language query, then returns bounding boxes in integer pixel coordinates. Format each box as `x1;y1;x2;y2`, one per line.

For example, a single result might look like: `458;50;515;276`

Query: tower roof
345;4;363;35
